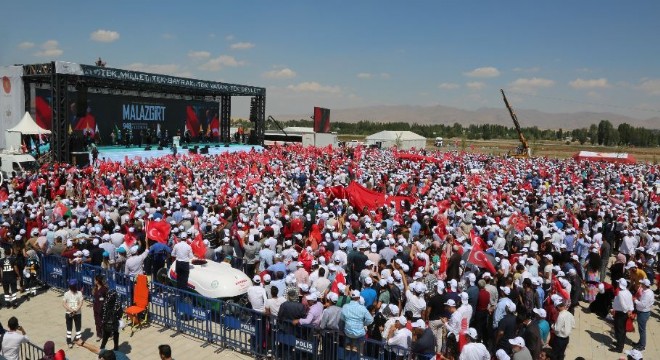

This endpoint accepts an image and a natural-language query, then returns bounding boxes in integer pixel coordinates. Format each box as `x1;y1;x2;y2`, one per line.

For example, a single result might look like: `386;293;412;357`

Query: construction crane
500;89;531;158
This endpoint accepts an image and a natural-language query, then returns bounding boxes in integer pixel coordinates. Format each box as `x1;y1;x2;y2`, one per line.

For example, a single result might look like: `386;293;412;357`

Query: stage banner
35;88;219;146
0;66;25;149
54;61;265;96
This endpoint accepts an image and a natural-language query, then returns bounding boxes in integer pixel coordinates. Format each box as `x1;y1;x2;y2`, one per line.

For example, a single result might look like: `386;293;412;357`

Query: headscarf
616;253;626;264
42;341;55;359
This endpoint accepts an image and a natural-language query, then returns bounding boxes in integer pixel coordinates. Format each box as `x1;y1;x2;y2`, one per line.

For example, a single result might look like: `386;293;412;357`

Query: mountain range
276;104;660;130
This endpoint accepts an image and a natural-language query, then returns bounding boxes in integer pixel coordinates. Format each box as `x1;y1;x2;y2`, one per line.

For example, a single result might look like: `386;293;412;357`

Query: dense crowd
1;144;658;360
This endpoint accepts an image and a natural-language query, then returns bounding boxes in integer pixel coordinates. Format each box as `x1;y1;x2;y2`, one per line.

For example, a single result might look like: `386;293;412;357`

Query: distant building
365;130;427;150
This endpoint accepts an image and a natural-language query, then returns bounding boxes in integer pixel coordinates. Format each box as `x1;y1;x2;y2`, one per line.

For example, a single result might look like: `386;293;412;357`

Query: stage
96;143;261;163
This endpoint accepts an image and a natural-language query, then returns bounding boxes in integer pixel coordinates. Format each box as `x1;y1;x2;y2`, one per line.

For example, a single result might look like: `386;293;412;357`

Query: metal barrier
20;341;45;360
40;255;69;290
37;254;435;360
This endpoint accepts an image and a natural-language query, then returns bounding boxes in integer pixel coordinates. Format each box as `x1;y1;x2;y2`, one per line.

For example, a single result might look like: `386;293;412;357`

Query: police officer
1;247;20;308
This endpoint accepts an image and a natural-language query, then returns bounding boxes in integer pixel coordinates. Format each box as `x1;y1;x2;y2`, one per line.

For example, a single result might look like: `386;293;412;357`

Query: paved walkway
6;288;659;359
7;289;250;360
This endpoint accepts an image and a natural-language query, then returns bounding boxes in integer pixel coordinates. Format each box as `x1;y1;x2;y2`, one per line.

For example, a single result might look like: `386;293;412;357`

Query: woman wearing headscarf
100;290;123;351
584;248;602;302
39;341;66;360
93;275;108;342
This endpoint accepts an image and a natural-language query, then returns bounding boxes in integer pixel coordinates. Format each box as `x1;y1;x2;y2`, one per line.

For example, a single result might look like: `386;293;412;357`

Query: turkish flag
146;220;171;244
0;189;7;203
469;229;486;251
124;231;136;248
551;276;570;300
467;249;497;274
190;216;207;258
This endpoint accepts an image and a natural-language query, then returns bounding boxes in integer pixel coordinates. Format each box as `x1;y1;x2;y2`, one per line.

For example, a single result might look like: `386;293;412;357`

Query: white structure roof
366;131;425;141
283;127;315;134
7;112;51;135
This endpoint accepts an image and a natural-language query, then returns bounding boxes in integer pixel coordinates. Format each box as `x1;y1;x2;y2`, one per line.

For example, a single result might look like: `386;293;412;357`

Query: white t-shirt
264;296;286;317
1;331;29;360
63;290;83;314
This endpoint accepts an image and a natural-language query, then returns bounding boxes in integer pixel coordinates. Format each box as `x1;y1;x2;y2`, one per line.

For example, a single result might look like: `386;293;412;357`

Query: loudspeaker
199;147;209;154
144;146;151;151
189;148;197;154
76;86;88;117
157;146;163;150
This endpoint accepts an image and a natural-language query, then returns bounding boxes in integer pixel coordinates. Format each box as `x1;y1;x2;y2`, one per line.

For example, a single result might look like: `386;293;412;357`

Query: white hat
411;319;426;329
508;336;525;348
506;302;517;313
364;277;373;285
350;290;361;298
625;261;637;269
617;278;628;288
460;292;469;304
396;316;407;325
495;349;511;360
532;308;546;318
327;292;338;303
640;278;651;287
482;272;492;279
499;286;511;296
263;274;271;282
252;275;261;283
305;293;318;301
466;327;478;339
444;299;457;307
624;349;643;360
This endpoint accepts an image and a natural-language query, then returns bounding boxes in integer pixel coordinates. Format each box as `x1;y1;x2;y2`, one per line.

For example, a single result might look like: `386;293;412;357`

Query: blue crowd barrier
37;254;434;360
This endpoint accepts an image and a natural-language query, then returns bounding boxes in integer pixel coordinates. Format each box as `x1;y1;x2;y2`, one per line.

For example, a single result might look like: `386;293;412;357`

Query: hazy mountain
276;105;660;130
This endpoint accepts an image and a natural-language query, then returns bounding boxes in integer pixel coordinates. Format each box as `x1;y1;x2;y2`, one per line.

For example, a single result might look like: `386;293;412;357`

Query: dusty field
337;135;660;163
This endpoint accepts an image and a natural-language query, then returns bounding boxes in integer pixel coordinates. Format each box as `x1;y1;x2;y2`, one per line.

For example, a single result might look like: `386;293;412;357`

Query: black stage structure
21;61;266;163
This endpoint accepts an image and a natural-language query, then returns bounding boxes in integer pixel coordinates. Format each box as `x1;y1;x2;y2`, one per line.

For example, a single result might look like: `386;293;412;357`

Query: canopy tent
7;112;51;135
5;112;50;151
573;151;636;164
365;130;427;150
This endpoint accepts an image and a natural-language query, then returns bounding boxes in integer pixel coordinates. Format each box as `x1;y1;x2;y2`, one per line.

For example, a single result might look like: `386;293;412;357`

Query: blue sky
2;1;660;119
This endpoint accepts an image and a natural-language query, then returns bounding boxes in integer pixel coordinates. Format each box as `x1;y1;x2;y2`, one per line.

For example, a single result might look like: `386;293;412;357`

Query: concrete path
6;288;658;359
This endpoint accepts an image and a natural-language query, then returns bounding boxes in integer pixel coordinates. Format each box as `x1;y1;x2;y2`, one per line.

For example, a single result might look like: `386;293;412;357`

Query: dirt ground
337;135;660;163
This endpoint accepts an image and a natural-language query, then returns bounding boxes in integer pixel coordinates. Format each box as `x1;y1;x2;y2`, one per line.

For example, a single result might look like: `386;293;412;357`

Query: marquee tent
7;112;51;135
365;131;426;150
572;151;636;164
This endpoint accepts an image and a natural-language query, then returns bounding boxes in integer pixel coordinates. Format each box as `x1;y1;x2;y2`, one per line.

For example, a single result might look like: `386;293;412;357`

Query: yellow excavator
500;89;531;158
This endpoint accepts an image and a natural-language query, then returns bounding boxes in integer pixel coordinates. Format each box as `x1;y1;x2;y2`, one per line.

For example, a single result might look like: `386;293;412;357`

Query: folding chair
124;274;149;336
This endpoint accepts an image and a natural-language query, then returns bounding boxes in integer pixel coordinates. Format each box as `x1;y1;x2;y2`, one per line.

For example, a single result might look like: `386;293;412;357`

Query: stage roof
22;61;265;97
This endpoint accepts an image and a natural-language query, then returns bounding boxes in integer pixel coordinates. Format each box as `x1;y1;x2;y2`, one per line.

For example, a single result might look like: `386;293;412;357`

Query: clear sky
2;1;660;119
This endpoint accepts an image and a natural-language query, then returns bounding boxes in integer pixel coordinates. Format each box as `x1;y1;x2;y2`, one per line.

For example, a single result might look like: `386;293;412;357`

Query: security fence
38;255;433;360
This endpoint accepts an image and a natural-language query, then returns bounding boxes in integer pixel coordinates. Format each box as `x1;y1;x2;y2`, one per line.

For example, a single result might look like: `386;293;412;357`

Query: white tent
5;112;50;151
7;112;51;135
365;131;427;150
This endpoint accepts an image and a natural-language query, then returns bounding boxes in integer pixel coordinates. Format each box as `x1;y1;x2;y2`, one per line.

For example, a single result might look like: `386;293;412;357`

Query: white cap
624;349;644;360
495;349;511;360
350;290;360;298
617;278;628;288
499;286;511;296
396;316;407;325
252;275;261;283
625;261;637;269
364;277;373;285
444;299;457;307
640;278;651;287
411;319;426;329
506;302;517;313
466;327;478;339
306;293;318;301
508;336;525;348
532;308;546;318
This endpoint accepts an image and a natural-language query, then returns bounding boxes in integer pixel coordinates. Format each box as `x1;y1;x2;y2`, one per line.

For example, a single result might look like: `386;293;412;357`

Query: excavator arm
500;89;529;155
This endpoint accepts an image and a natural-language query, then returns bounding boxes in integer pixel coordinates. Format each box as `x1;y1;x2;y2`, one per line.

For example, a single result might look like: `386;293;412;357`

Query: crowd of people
0;144;658;360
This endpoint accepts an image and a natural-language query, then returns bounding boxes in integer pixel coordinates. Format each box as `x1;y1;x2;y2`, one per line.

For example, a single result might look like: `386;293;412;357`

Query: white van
0;153;39;180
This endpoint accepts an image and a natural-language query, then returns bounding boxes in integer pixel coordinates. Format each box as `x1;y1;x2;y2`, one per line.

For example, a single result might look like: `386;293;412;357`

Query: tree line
235;118;659;147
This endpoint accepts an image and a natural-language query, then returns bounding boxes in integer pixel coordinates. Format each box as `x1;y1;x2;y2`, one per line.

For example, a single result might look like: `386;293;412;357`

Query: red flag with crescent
191;216;207;258
467;247;496;274
146;220;171;244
